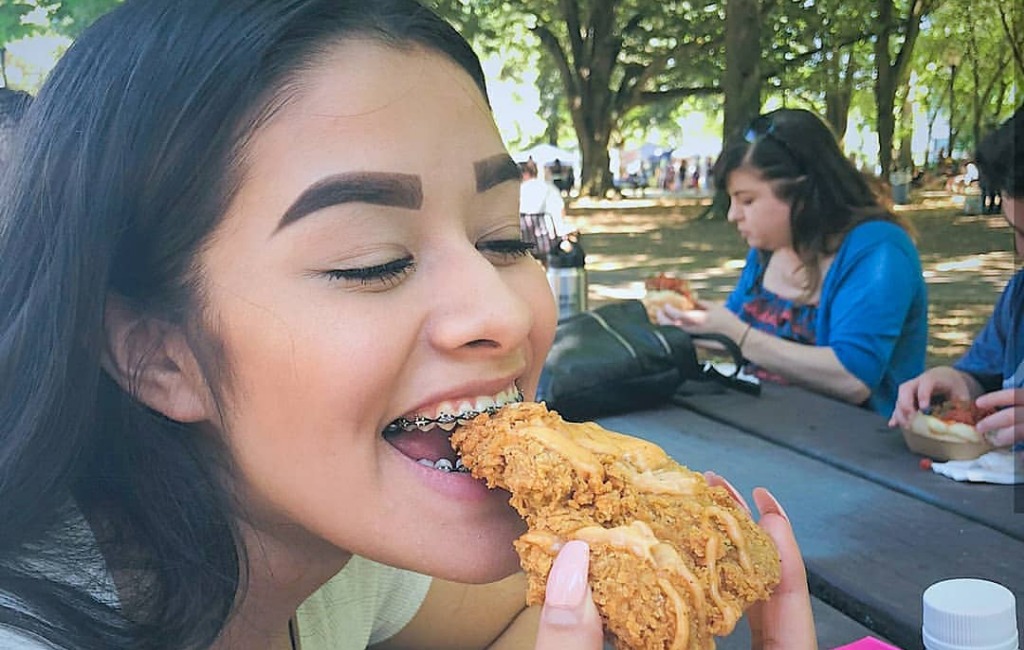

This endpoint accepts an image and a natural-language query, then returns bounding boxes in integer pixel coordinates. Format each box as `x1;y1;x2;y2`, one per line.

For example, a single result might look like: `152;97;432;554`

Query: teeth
436;413;458;425
414;457;472;473
387;382;524;434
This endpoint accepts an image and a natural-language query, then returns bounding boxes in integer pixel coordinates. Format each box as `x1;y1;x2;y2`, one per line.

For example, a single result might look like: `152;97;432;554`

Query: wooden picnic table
595;381;1023;650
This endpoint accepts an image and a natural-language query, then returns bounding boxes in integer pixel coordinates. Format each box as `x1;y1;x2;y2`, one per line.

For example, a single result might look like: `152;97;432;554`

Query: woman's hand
533;541;604;649
746;488;817;650
888;366;977;429
534;479;818;650
706;472;817;650
657;300;745;341
975;388;1023;447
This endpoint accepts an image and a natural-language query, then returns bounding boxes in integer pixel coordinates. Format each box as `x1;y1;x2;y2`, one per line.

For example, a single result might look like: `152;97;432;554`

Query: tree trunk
874;0;931;176
578;127;615;197
874;0;896;176
947;64;958;156
875;80;896;175
898;94;914;169
722;0;761;147
824;50;854;142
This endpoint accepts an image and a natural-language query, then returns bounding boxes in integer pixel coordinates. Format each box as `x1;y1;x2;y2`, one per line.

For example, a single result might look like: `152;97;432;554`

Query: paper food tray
900;427;993;461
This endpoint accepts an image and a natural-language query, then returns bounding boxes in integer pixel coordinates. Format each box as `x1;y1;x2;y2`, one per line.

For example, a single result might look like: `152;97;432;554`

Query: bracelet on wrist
738;323;753;351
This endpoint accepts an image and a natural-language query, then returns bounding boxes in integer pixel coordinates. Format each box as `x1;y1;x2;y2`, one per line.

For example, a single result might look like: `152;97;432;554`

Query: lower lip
388;445;508;503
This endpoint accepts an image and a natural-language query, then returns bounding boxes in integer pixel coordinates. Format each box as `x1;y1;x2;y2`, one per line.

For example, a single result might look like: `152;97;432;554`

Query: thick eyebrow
474;154;521;193
276;172;423;232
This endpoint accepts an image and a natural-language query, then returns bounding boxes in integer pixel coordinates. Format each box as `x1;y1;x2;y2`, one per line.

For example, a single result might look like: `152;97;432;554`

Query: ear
101;294;214;423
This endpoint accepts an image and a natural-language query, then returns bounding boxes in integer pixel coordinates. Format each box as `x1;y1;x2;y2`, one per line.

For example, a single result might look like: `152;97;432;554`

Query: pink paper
832;638;902;650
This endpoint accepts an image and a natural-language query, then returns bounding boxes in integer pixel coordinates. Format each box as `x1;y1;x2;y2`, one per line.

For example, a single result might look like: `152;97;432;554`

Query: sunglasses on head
743;114;804;173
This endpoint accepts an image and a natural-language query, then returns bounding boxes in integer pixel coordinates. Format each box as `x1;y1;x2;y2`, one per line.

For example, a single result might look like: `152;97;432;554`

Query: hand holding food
643;273;699;323
889;366;979;429
907;398;996;443
974;388;1023;447
452;402;781;650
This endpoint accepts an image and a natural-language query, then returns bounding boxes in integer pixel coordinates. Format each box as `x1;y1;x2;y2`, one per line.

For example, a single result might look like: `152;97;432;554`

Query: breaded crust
450;402;780;650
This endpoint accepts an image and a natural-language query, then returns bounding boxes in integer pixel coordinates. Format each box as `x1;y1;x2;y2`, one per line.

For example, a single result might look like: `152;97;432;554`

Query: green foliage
0;0;121;46
916;0;1020;152
46;0;122;38
0;1;39;46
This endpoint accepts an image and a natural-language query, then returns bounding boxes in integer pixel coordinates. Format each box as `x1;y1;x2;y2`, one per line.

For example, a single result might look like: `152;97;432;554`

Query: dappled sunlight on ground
566;200;1016;368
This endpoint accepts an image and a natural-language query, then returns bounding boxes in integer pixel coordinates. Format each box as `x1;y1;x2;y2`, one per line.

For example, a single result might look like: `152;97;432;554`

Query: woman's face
195;41;556;582
725;167;793;250
1001;194;1023;255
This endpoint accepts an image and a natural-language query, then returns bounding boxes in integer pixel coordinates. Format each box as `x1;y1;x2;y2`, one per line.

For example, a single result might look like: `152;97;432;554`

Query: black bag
536;299;755;421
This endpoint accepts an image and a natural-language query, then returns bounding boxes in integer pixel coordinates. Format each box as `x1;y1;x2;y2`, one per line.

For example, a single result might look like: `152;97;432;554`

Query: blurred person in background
657;108;927;416
890;104;1023;447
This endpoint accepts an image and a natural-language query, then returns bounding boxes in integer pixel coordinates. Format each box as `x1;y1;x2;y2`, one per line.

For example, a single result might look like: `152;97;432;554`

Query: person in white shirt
519;159;566;259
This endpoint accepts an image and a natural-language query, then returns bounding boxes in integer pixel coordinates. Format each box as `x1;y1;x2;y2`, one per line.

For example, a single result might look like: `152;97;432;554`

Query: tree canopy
2;0;1018;197
431;0;1021;196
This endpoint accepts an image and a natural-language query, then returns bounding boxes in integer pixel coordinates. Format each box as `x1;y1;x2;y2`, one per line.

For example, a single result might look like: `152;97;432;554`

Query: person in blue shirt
657;108;927;416
890;104;1023;447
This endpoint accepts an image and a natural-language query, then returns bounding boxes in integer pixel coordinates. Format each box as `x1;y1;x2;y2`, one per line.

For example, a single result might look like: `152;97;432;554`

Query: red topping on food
932;399;996;425
919;457;933;470
645;273;694;297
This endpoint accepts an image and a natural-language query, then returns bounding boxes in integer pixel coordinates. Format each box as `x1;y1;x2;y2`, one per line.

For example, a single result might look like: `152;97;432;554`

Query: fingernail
543;540;590;626
758;488;790;522
984;429;1008;447
719;478;752;515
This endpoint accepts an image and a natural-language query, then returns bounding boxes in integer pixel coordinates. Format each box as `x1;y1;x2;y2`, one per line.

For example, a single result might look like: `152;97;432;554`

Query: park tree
767;0;879;142
0;0;121;89
0;0;38;87
909;0;1019;164
872;0;938;175
46;0;122;38
722;0;759;145
432;0;725;197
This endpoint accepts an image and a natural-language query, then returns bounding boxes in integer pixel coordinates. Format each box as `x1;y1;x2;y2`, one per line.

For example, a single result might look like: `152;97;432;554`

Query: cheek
211;299;396;444
517;262;558;398
1004;197;1020;226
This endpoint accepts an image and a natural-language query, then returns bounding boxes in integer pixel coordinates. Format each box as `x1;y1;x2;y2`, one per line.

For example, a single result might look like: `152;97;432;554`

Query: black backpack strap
658;327;761;396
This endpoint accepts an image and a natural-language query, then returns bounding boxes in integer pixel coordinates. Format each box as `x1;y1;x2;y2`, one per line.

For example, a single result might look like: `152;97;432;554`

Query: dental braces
383;387;523;434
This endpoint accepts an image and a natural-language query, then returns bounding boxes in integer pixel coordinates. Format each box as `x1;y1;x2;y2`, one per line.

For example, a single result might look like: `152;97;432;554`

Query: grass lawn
565;194;1017;368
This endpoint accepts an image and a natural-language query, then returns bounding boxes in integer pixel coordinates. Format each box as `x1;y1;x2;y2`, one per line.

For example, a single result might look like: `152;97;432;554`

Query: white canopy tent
512;143;579;169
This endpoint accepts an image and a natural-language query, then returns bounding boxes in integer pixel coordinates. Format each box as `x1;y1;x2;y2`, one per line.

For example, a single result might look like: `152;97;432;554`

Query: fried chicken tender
450;402;780;650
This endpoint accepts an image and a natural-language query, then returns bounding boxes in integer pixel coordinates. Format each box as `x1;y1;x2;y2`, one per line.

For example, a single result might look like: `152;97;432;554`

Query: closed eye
478;238;535;263
323;256;414;287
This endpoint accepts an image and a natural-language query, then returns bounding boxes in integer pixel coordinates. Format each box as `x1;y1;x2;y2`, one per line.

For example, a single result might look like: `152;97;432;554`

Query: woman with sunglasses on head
890;104;1023;448
0;2;818;649
657;108;927;416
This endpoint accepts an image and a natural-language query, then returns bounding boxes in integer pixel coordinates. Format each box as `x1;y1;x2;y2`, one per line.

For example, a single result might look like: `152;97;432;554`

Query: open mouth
382;383;523;473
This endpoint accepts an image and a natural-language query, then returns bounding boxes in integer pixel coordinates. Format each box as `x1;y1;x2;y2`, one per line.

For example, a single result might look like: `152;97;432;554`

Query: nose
726;201;741;223
424;245;539;356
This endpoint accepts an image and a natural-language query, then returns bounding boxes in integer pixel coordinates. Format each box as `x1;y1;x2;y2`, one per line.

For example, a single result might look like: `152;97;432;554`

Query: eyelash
321;238;534;287
479;238;535;259
324;257;414;287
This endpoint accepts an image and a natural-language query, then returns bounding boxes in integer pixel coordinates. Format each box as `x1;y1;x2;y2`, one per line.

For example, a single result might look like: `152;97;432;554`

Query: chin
411;524;526;584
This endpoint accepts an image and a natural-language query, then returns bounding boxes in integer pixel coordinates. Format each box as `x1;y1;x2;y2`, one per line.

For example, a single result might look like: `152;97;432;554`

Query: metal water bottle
546;232;587;321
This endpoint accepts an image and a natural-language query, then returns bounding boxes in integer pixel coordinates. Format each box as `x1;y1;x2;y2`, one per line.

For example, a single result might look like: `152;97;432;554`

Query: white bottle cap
923;578;1019;650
